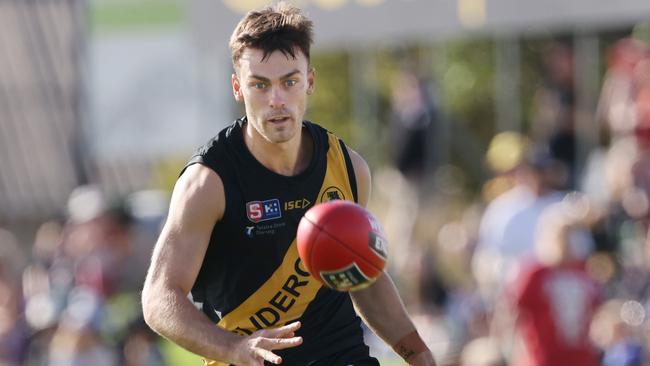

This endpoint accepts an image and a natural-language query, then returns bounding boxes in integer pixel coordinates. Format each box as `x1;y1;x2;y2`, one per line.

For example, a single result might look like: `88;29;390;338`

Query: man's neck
243;123;313;177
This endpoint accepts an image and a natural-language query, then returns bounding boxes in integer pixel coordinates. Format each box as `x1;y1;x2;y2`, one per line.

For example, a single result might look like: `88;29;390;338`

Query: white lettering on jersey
544;271;591;346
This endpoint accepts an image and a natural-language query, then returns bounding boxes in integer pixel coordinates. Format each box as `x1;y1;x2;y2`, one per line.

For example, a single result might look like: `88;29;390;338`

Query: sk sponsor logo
247;199;282;223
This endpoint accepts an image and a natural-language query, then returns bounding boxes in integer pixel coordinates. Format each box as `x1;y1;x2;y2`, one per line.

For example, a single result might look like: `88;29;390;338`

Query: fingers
255;348;283;365
249;338;301;366
245;322;303;365
262;321;301;338
259;335;303;350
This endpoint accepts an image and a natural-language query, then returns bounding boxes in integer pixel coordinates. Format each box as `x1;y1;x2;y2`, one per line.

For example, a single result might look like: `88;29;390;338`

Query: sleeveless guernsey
183;118;371;366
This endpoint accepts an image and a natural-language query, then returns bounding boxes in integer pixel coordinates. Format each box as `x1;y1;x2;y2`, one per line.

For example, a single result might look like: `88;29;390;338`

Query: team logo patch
246;199;282;223
320;186;345;202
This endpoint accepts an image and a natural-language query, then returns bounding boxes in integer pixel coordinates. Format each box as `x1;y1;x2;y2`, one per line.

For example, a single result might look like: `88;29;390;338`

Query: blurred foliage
305;42;498;191
153;157;191;193
438;38;495;145
368;48;405;166
306;52;353;142
520;37;553;132
633;22;650;43
91;0;185;32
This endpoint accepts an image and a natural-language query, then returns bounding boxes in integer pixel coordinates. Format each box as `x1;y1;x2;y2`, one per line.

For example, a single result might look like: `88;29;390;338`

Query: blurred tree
440;38;495;143
306;52;353;141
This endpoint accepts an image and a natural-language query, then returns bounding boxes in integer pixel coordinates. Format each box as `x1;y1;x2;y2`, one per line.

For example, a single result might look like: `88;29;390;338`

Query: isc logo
247;199;282;223
284;198;310;211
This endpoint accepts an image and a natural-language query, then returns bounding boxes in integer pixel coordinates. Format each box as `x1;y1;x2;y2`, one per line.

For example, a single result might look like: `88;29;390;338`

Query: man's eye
254;82;267;89
285;80;297;87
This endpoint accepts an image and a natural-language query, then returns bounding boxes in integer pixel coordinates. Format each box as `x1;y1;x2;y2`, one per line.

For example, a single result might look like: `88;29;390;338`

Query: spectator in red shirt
506;195;602;366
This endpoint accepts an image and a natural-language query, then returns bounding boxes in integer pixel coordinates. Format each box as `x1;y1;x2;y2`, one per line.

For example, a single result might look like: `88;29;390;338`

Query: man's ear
306;67;315;95
232;73;243;102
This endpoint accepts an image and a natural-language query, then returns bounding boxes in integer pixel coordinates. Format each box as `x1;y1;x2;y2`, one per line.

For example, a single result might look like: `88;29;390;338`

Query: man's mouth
267;116;290;123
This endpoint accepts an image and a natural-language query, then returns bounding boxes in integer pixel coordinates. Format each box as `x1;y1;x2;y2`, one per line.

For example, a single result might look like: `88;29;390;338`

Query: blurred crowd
1;36;650;366
0;187;168;366
374;36;650;366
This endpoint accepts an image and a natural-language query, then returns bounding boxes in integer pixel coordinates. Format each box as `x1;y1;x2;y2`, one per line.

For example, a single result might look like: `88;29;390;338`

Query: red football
296;200;388;291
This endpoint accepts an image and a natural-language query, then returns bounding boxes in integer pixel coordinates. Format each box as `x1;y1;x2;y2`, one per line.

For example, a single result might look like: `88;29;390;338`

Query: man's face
232;48;314;144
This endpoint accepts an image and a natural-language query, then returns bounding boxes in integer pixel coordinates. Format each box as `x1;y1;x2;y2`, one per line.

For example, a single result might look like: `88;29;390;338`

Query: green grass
160;339;204;365
381;359;408;366
91;0;184;32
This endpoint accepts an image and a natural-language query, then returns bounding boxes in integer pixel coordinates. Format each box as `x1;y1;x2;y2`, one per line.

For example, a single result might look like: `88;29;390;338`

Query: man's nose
269;87;285;109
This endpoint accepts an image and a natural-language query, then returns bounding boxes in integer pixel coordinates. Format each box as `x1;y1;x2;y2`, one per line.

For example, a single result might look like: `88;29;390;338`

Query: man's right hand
232;321;303;366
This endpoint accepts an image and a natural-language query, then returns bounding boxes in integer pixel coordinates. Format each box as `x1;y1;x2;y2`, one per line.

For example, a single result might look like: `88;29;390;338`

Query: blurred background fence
0;0;87;224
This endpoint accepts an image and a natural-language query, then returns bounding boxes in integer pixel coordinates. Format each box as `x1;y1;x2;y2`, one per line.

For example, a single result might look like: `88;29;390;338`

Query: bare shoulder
169;163;226;227
345;146;371;207
144;163;225;295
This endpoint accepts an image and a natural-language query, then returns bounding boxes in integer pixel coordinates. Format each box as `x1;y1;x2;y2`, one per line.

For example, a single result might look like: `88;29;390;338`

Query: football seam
306;220;320;275
303;210;338;274
302;216;385;274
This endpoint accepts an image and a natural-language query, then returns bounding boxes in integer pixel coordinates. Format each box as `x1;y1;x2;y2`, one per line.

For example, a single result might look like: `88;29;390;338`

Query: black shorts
305;345;381;366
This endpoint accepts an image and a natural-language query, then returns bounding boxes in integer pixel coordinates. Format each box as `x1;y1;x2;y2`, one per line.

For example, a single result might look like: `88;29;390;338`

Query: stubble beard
248;116;296;144
260;106;304;144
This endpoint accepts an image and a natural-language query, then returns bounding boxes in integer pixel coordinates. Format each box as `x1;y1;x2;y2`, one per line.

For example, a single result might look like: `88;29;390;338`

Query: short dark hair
229;2;314;70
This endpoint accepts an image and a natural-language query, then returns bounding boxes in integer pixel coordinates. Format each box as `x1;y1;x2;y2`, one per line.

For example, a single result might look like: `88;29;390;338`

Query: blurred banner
190;0;650;50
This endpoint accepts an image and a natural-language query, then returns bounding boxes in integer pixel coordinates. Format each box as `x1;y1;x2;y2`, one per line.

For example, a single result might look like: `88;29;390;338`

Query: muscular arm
142;164;301;366
345;148;436;366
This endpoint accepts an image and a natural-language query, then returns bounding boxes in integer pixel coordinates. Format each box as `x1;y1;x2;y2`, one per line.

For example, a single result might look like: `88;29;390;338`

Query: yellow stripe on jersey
204;133;355;366
318;133;354;203
217;239;318;332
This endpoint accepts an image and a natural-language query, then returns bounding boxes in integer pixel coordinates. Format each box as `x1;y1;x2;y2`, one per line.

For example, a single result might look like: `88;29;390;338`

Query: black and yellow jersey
183;118;370;366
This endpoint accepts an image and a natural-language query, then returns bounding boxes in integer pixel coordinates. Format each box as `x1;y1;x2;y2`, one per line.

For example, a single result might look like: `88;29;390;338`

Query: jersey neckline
233;117;322;182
